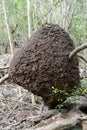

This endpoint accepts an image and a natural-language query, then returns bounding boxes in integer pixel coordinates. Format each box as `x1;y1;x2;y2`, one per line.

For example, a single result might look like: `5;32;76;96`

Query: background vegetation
0;0;86;46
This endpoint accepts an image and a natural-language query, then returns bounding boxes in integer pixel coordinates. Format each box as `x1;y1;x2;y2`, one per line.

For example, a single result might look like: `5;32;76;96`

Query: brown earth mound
9;23;80;109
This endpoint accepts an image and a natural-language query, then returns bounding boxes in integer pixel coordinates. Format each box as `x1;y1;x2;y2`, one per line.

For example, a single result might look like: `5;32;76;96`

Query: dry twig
0;74;9;84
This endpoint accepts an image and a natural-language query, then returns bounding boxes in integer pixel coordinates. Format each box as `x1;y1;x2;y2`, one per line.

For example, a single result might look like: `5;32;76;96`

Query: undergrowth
52;78;87;109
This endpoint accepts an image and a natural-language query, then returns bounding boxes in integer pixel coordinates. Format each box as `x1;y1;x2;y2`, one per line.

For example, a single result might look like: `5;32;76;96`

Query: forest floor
0;83;60;130
0;82;87;130
0;83;44;130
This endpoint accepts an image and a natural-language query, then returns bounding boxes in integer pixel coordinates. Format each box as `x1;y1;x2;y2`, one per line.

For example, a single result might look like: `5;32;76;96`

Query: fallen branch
69;42;87;60
28;94;87;130
0;73;9;84
27;109;58;123
0;66;9;70
77;54;87;63
31;111;87;130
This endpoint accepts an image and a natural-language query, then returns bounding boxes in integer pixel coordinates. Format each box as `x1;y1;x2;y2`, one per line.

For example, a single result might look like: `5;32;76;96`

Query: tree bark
83;0;87;70
48;0;53;23
60;0;67;29
67;0;77;30
2;0;13;55
26;0;31;39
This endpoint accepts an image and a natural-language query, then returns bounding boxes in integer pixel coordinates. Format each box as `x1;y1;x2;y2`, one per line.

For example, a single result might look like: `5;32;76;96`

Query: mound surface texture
9;24;80;109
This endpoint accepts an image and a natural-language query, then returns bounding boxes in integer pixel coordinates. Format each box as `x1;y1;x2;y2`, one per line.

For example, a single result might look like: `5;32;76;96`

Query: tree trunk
67;0;77;30
2;0;13;55
48;0;53;23
83;0;87;70
26;0;31;39
60;0;67;29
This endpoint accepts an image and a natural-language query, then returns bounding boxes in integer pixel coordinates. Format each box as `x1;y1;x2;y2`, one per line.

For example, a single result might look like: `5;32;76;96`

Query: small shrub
52;86;69;109
52;80;87;109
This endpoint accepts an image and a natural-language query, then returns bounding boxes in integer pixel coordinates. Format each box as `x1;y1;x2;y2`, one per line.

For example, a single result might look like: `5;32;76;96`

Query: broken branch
77;54;87;63
69;42;87;60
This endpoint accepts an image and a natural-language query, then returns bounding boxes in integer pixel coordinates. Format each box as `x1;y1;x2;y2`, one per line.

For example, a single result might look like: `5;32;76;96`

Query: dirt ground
0;81;87;130
0;83;50;130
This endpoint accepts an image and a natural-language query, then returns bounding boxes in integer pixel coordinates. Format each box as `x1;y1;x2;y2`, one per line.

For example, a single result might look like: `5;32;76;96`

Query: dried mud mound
9;23;80;109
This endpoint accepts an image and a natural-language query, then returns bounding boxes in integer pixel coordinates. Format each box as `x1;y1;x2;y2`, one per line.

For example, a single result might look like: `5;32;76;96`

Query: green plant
52;86;69;109
71;78;87;96
81;78;87;88
71;87;87;96
52;86;68;95
55;103;64;109
51;80;87;109
66;85;87;105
